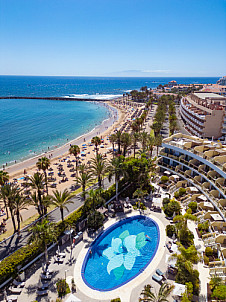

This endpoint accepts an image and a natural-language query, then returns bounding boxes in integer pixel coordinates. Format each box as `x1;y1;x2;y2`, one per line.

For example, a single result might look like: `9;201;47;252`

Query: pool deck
4;202;170;302
74;211;166;302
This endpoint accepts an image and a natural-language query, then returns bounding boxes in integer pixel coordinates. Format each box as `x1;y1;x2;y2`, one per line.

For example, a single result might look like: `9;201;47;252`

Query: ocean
0;76;218;167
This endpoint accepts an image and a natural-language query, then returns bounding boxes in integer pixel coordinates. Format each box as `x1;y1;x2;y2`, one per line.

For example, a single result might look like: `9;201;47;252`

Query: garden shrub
203;255;209;265
212;284;226;300
174;192;179;199
162;197;170;207
56;278;70;298
0;243;41;284
205;247;213;257
166;224;176;238
179;187;186;196
160;175;169;184
111;299;121;302
163;199;181;217
87;211;104;230
188;202;197;213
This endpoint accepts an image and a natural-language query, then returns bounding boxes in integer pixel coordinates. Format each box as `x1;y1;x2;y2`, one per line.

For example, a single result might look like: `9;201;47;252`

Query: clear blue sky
0;0;225;77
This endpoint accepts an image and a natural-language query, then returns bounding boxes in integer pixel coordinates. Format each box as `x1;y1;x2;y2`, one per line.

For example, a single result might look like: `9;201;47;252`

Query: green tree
36;157;50;195
131;132;140;158
75;164;93;200
139;132;149;151
139;283;174;302
91;136;101;156
155;135;162;156
209;276;223;292
109;133;117;157
107;155;125;201
1;183;19;233
29;218;57;263
115;131;122;154
85;188;104;213
0;170;9;219
50;189;74;222
89;154;107;188
121;132;131;157
147;135;155;158
212;284;226;300
13;193;29;231
29;172;45;216
69;145;80;176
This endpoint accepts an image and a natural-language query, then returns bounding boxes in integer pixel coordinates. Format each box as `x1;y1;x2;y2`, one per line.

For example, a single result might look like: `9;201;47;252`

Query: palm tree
147;135;155;158
209;276;223;291
29;192;42;217
29;218;57;263
69;145;80;177
154;135;162;156
89;154;107;188
131;132;140;158
36;157;50;195
75;164;93;200
133;187;147;210
13;193;29;231
2;183;19;233
85;188;104;213
139;132;149;151
29;172;45;216
139;283;174;302
91;136;101;156
121;132;131;157
169;120;178;135
0;170;9;219
115;131;122;154
50;189;74;222
107;155;125;201
109;133;117;157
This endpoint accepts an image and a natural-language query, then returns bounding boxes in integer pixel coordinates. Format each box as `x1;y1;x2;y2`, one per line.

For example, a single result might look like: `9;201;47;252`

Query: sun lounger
152;274;163;283
40;273;52;280
37;289;48;296
38;282;49;290
12;280;25;287
156;269;164;276
9;287;22;294
56;251;66;257
54;256;64;263
7;296;18;302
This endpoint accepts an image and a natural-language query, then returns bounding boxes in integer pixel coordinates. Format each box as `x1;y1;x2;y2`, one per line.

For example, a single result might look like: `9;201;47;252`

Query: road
0;177;113;261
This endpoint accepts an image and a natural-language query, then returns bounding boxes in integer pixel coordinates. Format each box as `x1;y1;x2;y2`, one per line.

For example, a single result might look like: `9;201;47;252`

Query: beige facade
179;92;226;139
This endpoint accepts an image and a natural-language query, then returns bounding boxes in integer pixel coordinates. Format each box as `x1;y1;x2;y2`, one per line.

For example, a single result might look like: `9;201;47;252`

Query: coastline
5;99;123;179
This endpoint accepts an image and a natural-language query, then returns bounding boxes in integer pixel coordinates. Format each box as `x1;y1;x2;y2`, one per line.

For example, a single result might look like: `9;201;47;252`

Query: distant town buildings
217;76;226;86
179;92;226;139
168;80;177;88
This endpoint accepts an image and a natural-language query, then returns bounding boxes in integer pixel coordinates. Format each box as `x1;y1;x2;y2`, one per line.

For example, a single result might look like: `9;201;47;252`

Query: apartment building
158;133;226;218
179;92;226;139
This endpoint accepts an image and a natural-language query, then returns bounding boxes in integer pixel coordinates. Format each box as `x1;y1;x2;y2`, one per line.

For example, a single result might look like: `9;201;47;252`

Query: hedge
0;243;41;284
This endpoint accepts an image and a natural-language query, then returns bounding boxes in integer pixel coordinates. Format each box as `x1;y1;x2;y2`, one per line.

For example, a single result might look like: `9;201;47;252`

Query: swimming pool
81;215;160;291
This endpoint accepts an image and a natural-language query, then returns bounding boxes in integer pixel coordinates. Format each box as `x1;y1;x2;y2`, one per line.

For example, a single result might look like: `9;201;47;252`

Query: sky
0;0;226;77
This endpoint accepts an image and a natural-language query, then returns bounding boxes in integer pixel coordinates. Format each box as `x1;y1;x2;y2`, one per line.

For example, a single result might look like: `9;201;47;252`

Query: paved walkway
187;220;209;302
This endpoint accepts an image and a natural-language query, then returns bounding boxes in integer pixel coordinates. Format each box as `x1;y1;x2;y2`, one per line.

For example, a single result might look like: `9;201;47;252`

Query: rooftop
193;92;226;100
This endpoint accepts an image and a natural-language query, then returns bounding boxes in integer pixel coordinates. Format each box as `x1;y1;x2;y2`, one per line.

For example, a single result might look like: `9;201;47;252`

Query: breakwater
0;96;113;101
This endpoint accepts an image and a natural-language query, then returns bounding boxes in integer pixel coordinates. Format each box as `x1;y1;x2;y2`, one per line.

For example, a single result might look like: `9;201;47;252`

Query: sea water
0;98;109;166
0;76;218;166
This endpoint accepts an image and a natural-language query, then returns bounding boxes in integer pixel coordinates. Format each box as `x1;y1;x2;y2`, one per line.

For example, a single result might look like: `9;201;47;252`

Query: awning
189;186;199;193
210;214;223;221
202;202;214;210
197;194;207;202
164;171;171;175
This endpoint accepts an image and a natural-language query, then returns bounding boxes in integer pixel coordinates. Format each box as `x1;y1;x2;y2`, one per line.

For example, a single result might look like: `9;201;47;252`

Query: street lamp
65;269;69;280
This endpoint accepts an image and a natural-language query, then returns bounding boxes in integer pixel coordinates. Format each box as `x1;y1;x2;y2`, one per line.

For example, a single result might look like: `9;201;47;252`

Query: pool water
81;215;159;291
